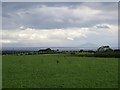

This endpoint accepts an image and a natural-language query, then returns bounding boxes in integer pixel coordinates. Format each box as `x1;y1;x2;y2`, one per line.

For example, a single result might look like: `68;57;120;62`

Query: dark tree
97;46;113;52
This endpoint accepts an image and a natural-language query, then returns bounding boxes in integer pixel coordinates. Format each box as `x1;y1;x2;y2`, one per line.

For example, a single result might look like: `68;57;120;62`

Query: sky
1;2;118;48
2;0;119;2
0;2;2;50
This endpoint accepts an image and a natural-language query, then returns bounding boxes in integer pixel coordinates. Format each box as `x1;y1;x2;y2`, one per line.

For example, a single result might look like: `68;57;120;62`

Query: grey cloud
2;2;118;30
80;2;118;11
2;0;119;2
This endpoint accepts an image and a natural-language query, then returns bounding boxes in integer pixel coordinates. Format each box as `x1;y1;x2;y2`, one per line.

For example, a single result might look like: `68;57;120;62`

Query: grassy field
2;54;118;88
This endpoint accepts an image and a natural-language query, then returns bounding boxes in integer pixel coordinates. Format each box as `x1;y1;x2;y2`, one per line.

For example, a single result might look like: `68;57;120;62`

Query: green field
2;54;118;88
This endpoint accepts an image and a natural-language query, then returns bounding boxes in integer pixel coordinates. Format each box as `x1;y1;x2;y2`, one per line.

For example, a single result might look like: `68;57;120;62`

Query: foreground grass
2;54;118;88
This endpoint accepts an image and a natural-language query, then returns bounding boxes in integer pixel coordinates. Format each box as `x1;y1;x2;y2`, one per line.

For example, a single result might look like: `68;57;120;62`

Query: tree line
2;46;120;58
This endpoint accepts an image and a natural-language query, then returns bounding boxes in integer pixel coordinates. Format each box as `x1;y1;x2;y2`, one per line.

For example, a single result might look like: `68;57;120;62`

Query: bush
94;51;120;58
70;52;75;55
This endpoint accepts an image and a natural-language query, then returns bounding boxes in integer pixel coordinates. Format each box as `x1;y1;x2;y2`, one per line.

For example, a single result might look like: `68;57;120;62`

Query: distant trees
2;46;120;58
38;48;51;52
38;48;55;54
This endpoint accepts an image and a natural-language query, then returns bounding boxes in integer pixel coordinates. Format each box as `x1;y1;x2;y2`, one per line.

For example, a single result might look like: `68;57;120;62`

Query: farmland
2;54;118;88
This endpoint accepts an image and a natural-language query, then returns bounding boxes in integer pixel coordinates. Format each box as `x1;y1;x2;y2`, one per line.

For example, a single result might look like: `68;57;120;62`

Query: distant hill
80;43;98;50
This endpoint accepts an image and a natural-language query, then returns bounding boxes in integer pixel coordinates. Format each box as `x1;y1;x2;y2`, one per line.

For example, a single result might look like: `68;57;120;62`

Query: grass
2;54;118;88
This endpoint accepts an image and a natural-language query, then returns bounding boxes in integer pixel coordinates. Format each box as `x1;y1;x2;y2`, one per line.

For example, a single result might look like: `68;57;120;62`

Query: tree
79;49;84;52
97;46;113;52
45;48;52;51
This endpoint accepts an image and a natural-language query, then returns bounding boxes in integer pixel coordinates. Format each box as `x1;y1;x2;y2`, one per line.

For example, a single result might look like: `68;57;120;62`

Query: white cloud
2;28;88;43
0;40;17;44
2;24;118;47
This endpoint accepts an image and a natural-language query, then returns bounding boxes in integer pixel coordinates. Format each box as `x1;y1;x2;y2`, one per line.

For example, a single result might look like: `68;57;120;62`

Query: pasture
2;54;118;88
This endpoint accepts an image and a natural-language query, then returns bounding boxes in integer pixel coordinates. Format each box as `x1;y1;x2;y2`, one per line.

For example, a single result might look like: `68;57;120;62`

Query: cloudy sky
2;2;118;48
